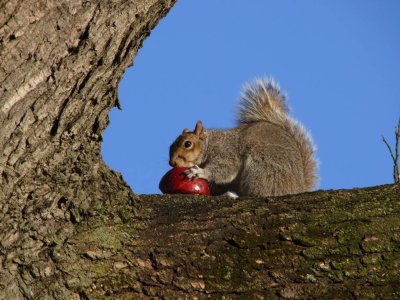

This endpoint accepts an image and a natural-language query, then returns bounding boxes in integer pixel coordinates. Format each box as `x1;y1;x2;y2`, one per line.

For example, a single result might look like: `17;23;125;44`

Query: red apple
159;167;210;195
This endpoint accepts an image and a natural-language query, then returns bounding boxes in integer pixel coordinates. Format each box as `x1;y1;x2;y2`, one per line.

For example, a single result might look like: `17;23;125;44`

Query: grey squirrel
169;78;318;197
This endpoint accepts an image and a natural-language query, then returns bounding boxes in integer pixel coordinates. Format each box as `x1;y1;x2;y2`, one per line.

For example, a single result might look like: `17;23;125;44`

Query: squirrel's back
236;78;318;190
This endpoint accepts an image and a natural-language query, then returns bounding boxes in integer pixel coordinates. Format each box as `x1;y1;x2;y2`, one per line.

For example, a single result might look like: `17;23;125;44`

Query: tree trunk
1;1;399;299
0;1;175;298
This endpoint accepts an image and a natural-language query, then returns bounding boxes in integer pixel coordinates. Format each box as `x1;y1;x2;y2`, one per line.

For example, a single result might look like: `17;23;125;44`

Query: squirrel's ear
182;128;190;134
194;120;203;135
194;120;206;139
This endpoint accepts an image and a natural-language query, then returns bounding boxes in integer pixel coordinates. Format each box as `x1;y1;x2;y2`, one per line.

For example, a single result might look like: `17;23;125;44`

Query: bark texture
87;185;400;299
1;1;400;300
0;1;175;299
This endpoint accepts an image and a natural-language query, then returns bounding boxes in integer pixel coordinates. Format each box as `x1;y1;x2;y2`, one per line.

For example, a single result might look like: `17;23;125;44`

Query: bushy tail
237;78;288;125
237;78;318;189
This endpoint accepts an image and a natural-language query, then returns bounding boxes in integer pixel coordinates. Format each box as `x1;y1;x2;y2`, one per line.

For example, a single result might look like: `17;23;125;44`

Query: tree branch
60;185;400;299
382;118;400;184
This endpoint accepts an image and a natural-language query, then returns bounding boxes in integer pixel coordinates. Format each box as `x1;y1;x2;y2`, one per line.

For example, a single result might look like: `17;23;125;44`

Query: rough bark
1;1;399;300
0;1;175;298
76;185;400;299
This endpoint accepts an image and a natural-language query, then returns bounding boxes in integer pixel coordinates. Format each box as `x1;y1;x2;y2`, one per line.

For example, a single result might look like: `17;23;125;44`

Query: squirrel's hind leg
223;191;239;199
238;155;299;197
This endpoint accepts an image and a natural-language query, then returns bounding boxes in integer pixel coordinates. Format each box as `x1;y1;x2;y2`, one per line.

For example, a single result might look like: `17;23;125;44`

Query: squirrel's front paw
184;165;210;180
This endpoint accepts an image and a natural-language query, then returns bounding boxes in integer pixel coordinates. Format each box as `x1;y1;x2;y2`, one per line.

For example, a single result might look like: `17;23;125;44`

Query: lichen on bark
54;185;400;299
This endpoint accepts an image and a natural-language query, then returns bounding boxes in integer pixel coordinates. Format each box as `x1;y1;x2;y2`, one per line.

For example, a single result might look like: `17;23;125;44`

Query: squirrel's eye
184;141;192;148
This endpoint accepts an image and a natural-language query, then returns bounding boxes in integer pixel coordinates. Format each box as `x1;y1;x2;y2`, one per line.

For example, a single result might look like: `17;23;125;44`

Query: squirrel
168;78;318;197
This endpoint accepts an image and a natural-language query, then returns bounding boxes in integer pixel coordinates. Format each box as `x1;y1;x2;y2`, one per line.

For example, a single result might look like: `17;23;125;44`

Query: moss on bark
52;184;400;299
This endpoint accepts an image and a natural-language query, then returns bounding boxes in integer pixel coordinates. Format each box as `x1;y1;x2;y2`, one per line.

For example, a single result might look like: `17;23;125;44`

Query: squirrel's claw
184;167;197;180
184;165;209;180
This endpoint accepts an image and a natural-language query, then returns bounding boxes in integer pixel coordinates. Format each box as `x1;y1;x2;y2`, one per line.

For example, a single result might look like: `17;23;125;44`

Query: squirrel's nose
169;159;177;167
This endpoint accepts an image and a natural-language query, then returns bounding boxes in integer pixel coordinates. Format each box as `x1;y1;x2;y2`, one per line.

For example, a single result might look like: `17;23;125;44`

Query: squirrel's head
169;120;207;168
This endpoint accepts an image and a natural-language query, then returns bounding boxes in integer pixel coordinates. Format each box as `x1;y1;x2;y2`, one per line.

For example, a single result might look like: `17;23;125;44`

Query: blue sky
102;1;400;195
